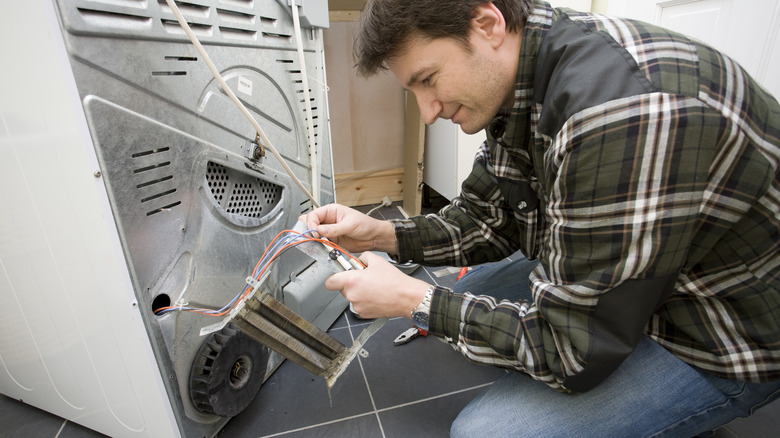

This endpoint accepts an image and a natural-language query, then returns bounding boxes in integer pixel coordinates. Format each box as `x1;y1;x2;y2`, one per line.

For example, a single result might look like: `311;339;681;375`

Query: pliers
393;327;428;346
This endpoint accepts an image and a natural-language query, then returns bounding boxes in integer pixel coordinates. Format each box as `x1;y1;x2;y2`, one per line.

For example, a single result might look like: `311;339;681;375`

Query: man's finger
324;270;348;291
359;251;381;265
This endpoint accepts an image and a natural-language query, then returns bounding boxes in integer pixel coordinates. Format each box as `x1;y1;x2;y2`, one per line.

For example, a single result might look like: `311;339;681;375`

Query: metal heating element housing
0;1;343;437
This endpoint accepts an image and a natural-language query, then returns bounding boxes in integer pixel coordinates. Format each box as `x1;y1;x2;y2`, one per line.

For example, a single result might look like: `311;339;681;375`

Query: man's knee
450;409;478;438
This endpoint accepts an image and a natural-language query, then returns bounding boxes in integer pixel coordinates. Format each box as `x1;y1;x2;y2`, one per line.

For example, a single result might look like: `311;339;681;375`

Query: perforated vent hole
207;162;229;203
206;162;282;220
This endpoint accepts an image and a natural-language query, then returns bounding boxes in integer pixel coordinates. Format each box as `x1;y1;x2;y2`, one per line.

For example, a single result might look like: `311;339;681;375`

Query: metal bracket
243;136;265;162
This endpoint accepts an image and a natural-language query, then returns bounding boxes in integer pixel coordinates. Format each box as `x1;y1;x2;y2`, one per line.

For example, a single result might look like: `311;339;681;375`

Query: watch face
412;312;429;331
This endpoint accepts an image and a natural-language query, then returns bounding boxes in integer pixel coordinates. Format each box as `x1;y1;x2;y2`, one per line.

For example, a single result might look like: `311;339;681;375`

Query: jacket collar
488;1;555;149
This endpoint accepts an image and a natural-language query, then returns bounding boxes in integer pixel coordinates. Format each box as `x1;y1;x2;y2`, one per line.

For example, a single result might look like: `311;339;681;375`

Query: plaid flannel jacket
393;2;780;392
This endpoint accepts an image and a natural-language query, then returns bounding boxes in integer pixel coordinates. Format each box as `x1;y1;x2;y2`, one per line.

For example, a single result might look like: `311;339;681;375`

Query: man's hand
326;252;430;319
298;203;398;255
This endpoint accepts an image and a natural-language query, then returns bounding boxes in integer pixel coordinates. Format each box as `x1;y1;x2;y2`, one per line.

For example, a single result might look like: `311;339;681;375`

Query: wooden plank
402;92;425;216
328;0;367;11
335;167;404;207
329;10;361;22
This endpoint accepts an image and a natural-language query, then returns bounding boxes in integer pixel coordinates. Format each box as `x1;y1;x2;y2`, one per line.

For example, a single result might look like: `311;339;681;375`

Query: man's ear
471;2;507;49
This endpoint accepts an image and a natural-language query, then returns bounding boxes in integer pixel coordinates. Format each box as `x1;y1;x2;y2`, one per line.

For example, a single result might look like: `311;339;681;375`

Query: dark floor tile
409;264;433;283
427;266;461;290
327;310;349;330
219;328;373;437
375;205;406;221
713;427;740;438
352;204;372;213
379;386;486;438
267;413;383;438
0;394;65;438
410;261;463;292
58;421;109;438
715;397;780;438
359;317;506;410
343;308;383;327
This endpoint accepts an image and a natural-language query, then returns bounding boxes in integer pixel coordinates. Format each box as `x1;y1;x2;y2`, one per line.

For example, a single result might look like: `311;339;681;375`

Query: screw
94;171;102;178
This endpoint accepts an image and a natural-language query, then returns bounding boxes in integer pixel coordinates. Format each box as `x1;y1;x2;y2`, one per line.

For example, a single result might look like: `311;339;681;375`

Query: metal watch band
411;285;434;331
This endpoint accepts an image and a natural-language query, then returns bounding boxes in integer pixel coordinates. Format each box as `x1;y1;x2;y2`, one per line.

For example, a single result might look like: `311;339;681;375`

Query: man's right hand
298;203;398;255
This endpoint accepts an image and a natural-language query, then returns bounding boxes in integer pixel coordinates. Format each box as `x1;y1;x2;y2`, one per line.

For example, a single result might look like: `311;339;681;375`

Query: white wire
290;0;320;205
164;0;320;208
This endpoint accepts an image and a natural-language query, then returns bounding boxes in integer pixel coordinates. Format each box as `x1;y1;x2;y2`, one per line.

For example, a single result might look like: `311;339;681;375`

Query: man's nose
415;92;442;125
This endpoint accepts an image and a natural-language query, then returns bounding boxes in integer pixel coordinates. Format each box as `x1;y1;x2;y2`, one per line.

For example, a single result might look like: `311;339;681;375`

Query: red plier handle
393;327;428;346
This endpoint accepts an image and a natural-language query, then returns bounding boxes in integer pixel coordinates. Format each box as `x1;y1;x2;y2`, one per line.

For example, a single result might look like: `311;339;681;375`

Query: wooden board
329;10;361;21
325;6;423;212
328;0;366;11
335;167;404;206
402;92;425;216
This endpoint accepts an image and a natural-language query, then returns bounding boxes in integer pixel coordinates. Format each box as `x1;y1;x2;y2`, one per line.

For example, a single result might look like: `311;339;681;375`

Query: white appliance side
455;129;487;193
423;119;460;200
0;1;180;437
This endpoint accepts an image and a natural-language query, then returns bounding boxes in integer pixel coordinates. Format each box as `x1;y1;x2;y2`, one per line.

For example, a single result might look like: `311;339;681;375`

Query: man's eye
422;75;433;85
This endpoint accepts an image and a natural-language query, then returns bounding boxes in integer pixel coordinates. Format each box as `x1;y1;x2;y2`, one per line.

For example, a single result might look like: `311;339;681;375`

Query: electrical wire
163;0;321;208
153;229;365;316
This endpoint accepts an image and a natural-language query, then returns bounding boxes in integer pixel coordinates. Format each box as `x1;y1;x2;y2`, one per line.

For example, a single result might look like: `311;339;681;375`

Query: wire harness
153;229;364;317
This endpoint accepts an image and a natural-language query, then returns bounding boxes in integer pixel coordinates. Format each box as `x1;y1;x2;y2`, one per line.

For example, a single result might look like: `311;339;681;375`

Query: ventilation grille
277;58;320;152
68;0;293;44
206;161;283;220
132;147;181;216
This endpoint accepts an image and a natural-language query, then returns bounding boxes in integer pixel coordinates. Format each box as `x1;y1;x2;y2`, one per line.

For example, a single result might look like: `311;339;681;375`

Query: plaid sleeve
393;142;526;267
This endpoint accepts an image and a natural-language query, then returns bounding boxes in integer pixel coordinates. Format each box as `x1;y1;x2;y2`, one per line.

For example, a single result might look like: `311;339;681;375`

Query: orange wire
154;230;365;316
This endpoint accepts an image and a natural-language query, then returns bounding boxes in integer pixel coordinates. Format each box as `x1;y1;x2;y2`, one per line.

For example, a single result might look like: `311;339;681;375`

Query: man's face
388;34;515;134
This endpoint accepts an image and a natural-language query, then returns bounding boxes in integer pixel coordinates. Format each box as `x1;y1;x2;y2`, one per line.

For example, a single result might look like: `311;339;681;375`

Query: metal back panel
2;1;339;436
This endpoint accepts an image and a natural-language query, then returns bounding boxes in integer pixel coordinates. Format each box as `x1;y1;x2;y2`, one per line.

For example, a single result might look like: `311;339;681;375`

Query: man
301;1;780;435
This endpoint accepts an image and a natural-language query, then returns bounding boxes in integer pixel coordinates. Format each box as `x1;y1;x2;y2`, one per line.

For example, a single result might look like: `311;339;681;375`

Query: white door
605;0;780;99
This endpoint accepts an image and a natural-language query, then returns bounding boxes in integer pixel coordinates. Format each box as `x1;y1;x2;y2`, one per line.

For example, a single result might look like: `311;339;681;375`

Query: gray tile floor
1;197;779;437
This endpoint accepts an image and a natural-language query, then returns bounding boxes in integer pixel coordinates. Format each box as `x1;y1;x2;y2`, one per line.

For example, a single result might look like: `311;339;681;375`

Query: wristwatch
411;285;434;331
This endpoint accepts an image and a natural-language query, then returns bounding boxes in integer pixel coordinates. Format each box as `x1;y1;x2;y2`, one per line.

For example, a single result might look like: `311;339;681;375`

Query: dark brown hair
354;0;535;77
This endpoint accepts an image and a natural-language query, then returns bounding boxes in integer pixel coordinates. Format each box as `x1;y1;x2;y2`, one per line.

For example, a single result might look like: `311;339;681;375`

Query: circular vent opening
206;161;283;221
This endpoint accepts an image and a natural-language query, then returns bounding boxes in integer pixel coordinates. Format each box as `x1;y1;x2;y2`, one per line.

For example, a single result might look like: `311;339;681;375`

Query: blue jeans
452;256;780;437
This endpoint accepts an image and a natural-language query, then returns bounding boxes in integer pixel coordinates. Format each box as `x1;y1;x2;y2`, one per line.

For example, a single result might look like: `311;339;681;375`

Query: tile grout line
422;263;441;287
255;382;496;438
54;419;67;437
366;207;405;437
256;412;378;438
346;315;388;438
374;382;494;414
